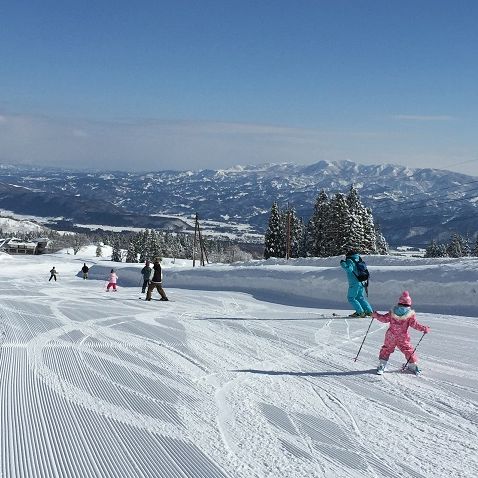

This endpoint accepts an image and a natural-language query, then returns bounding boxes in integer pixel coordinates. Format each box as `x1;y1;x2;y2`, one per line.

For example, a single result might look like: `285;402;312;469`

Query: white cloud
392;114;455;121
0;112;476;176
72;129;88;138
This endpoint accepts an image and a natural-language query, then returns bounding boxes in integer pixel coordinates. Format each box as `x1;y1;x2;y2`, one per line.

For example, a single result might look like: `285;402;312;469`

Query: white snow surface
0;248;477;478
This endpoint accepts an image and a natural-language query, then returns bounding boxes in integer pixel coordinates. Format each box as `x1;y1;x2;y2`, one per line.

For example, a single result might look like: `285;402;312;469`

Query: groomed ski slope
1;249;477;478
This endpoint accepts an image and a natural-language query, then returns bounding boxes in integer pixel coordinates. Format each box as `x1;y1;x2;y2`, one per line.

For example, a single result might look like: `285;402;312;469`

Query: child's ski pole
401;333;426;371
354;316;374;362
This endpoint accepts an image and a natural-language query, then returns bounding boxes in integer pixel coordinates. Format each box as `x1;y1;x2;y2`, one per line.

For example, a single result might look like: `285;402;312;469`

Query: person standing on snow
145;257;169;301
81;263;89;280
106;269;118;292
373;291;430;375
340;250;373;317
140;260;152;294
49;267;58;282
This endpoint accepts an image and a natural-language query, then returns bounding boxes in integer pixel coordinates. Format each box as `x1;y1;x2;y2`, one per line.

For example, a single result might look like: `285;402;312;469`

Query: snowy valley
1;160;477;245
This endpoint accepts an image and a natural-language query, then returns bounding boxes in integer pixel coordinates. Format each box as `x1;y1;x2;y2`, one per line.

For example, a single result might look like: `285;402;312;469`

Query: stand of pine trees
264;186;389;259
425;233;478;258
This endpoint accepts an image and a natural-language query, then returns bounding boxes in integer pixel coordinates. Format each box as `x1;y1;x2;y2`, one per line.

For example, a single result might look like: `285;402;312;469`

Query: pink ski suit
106;272;118;291
372;307;429;364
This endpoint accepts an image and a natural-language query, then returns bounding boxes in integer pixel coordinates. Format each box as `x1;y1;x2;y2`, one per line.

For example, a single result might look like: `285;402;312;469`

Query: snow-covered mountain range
0;161;477;245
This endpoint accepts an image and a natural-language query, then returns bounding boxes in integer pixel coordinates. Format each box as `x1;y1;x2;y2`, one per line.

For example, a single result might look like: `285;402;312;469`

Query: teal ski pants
347;283;372;314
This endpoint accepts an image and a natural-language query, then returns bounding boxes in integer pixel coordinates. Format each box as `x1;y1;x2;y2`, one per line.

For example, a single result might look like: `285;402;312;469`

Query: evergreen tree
327;193;355;256
446;233;469;257
264;202;285;259
138;229;150;262
296;216;308;258
473;236;478;257
425;240;443;258
306;190;330;257
125;241;137;263
346;186;377;254
148;230;161;260
289;210;305;258
111;240;122;262
95;244;103;257
361;208;378;254
374;224;389;255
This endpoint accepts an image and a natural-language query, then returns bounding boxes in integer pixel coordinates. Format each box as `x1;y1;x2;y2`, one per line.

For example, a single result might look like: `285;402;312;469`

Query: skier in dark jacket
140;260;152;293
81;263;89;280
146;257;169;301
49;267;58;282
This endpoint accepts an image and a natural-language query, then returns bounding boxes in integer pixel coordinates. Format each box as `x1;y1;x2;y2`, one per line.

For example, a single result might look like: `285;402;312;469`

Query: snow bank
86;256;478;317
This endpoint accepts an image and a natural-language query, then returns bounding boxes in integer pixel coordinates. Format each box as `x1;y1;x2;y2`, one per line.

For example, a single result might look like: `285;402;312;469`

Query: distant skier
106;269;118;292
49;267;58;282
340;251;373;317
373;291;430;375
81;263;89;280
140;260;152;294
145;257;169;301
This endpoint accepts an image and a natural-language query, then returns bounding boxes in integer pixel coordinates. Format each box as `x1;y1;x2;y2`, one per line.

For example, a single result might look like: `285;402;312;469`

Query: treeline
264;186;388;259
425;233;478;258
0;227;254;263
109;229;255;263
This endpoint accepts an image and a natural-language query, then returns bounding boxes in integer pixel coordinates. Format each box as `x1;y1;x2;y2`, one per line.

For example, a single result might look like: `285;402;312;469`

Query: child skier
106;269;118;292
49;267;58;282
372;291;430;375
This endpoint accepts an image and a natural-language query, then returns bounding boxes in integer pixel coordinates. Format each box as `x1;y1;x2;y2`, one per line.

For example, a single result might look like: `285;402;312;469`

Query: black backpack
353;258;370;283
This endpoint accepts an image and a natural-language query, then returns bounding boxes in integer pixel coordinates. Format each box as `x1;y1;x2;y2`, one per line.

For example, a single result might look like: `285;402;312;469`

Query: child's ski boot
406;363;421;375
376;359;387;375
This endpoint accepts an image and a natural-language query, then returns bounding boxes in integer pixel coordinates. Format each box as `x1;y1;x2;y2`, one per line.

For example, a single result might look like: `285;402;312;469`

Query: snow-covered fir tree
95;244;103;257
148;230;162;260
425;240;444;258
138;229;150;263
374;224;389;255
125;241;137;263
306;190;330;257
270;185;387;258
473;236;478;257
446;233;470;258
289;209;306;258
345;186;367;251
264;202;286;259
111;241;122;262
326;193;355;255
361;208;378;254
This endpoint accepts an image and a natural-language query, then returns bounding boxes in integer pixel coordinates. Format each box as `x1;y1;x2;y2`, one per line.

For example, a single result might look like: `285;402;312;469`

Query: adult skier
81;263;89;279
373;291;430;375
145;257;169;301
340;251;373;317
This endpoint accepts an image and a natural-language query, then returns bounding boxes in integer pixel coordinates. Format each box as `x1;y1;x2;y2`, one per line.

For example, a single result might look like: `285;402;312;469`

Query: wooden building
0;238;49;255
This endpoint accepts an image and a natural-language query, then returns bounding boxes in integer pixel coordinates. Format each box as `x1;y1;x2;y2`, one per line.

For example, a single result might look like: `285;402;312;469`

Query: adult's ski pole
402;332;426;371
354;316;374;362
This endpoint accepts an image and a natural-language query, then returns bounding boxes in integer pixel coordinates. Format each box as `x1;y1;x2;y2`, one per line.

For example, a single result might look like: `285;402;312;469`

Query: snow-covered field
1;248;477;478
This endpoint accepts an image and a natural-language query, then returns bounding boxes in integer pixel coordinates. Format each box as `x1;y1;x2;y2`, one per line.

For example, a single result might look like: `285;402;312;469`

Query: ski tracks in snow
1;282;477;477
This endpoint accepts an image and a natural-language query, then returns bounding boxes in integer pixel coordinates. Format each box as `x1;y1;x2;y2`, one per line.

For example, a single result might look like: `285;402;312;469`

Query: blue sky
0;0;477;174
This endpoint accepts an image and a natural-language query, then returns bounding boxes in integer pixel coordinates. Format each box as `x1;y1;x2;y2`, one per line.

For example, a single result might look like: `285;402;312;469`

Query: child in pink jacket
106;269;118;291
372;291;430;374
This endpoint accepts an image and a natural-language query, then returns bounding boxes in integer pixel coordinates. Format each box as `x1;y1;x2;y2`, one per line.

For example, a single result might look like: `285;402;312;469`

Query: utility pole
286;203;291;260
193;213;209;267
